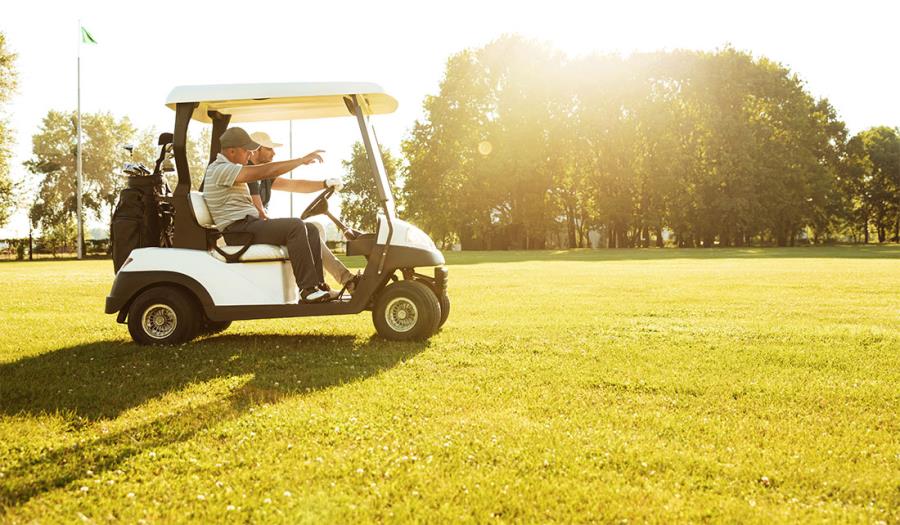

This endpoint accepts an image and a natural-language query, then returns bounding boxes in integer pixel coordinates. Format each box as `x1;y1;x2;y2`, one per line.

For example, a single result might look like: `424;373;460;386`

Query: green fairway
1;246;898;523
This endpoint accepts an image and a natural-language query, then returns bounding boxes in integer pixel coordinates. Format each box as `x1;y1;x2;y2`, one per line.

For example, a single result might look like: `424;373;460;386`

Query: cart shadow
0;333;428;509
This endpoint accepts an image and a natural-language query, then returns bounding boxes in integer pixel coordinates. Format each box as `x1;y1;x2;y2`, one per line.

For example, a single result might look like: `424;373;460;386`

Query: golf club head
123;162;140;176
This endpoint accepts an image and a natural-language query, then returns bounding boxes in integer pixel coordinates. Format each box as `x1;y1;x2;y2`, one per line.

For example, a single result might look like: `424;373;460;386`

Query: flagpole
76;20;84;259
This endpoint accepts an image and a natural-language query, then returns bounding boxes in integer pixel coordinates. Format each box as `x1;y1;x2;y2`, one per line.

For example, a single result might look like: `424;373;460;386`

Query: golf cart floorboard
207;296;366;322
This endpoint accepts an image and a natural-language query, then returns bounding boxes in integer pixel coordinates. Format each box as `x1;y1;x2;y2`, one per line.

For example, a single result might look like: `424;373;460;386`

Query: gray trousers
224;216;323;289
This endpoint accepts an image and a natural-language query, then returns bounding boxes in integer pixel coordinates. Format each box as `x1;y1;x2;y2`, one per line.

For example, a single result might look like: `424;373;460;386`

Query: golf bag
110;174;165;272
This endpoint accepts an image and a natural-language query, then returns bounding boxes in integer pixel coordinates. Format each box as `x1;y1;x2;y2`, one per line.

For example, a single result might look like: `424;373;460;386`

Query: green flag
80;26;97;44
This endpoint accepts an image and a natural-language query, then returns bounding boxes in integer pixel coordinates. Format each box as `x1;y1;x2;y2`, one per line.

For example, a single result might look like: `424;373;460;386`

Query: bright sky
2;0;898;237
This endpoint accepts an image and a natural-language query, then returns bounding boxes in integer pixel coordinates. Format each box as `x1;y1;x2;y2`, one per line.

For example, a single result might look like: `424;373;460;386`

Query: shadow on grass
0;333;427;509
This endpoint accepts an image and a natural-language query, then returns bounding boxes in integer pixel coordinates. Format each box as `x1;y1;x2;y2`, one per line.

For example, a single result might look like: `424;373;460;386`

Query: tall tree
0;32;18;229
855;127;900;242
26;110;135;246
341;141;400;231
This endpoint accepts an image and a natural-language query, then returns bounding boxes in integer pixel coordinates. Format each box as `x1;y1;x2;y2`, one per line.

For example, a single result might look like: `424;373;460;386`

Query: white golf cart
106;83;449;344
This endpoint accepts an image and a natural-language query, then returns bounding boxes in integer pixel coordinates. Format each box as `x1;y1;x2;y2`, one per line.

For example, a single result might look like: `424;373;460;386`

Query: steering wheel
300;187;334;220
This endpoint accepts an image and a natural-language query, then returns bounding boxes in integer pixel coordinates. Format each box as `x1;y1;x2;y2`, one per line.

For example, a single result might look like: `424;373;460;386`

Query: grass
1;246;898;523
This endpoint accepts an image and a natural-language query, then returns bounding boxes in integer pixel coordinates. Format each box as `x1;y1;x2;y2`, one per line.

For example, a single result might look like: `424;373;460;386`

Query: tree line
393;36;899;248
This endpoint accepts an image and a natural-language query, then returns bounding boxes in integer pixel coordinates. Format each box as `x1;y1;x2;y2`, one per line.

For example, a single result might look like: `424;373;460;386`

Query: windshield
358;112;396;218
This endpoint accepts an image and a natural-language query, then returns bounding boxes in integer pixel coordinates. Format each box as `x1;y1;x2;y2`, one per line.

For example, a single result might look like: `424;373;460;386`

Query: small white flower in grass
356;468;365;474
216;481;224;488
197;494;205;501
287;444;293;450
283;490;292;497
148;451;156;458
263;498;272;504
226;505;235;511
86;470;94;476
80;486;89;492
126;492;135;498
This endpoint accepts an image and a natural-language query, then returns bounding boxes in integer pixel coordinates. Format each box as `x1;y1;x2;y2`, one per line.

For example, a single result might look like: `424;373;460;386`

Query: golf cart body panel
117;247;299;306
108;82;449;343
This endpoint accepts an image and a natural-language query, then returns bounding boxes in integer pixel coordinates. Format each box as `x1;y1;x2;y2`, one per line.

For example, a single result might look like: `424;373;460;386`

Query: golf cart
105;82;449;344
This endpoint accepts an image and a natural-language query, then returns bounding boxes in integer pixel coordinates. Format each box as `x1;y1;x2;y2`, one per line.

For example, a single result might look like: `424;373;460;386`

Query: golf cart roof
165;82;398;123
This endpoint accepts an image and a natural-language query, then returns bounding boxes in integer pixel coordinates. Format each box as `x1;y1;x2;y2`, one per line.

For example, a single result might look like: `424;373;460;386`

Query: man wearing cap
203;126;340;303
247;131;358;296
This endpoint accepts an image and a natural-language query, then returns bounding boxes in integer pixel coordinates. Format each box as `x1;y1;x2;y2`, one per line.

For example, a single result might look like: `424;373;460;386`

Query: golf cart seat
189;191;289;262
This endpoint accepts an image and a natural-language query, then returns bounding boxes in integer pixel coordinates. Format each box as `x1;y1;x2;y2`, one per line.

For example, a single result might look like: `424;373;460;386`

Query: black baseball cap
220;127;260;150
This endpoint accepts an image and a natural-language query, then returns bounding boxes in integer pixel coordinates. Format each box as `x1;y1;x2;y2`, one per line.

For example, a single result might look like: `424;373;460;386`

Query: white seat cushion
190;191;215;228
212;243;289;262
192;191;289;262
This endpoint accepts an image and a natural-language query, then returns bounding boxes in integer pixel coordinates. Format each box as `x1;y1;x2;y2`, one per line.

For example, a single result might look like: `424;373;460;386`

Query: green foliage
0;247;898;522
25;110;136;242
0;32;18;229
855;127;900;242
402;39;888;248
133;126;211;189
341;141;400;231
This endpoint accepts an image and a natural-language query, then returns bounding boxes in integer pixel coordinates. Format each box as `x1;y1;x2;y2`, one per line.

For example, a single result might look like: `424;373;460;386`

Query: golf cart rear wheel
127;286;199;345
373;280;440;341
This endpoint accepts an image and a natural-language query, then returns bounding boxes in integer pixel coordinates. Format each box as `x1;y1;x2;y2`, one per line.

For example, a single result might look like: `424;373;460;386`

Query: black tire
127;286;200;345
200;319;232;336
373;280;440;341
414;278;450;329
437;293;450;329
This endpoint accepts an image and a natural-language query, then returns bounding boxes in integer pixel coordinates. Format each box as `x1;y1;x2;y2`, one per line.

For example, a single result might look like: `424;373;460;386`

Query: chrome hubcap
141;304;177;339
385;297;418;333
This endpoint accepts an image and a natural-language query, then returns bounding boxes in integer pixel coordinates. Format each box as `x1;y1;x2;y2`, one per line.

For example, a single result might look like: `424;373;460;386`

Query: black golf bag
110;133;175;272
110;175;165;272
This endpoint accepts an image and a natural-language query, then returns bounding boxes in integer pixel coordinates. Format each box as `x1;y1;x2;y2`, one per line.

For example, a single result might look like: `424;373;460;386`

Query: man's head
219;127;260;165
248;131;283;164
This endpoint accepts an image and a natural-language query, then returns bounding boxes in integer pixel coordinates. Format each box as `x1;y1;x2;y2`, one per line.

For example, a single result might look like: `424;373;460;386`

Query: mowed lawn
1;246;898;523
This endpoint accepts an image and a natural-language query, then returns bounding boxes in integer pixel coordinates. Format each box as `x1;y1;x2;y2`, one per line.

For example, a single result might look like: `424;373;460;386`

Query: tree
26;110;135;248
852;127;900;242
0;32;18;229
133;126;210;189
341;141;400;231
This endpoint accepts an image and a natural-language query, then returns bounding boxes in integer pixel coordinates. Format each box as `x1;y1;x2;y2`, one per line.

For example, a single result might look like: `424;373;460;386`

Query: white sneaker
299;288;329;303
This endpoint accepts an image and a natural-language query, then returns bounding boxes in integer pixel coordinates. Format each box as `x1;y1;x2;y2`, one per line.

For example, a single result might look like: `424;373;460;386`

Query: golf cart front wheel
373;281;440;341
127;286;199;345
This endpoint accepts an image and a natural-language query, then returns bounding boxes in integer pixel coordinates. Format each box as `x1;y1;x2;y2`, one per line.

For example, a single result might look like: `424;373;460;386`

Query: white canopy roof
165;82;398;123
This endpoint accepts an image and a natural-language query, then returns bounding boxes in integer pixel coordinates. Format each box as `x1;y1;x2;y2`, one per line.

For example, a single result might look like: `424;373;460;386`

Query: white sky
1;0;898;237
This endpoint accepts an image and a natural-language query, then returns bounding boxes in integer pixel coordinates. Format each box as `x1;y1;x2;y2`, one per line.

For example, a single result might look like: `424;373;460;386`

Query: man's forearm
271;177;326;193
237;158;308;183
